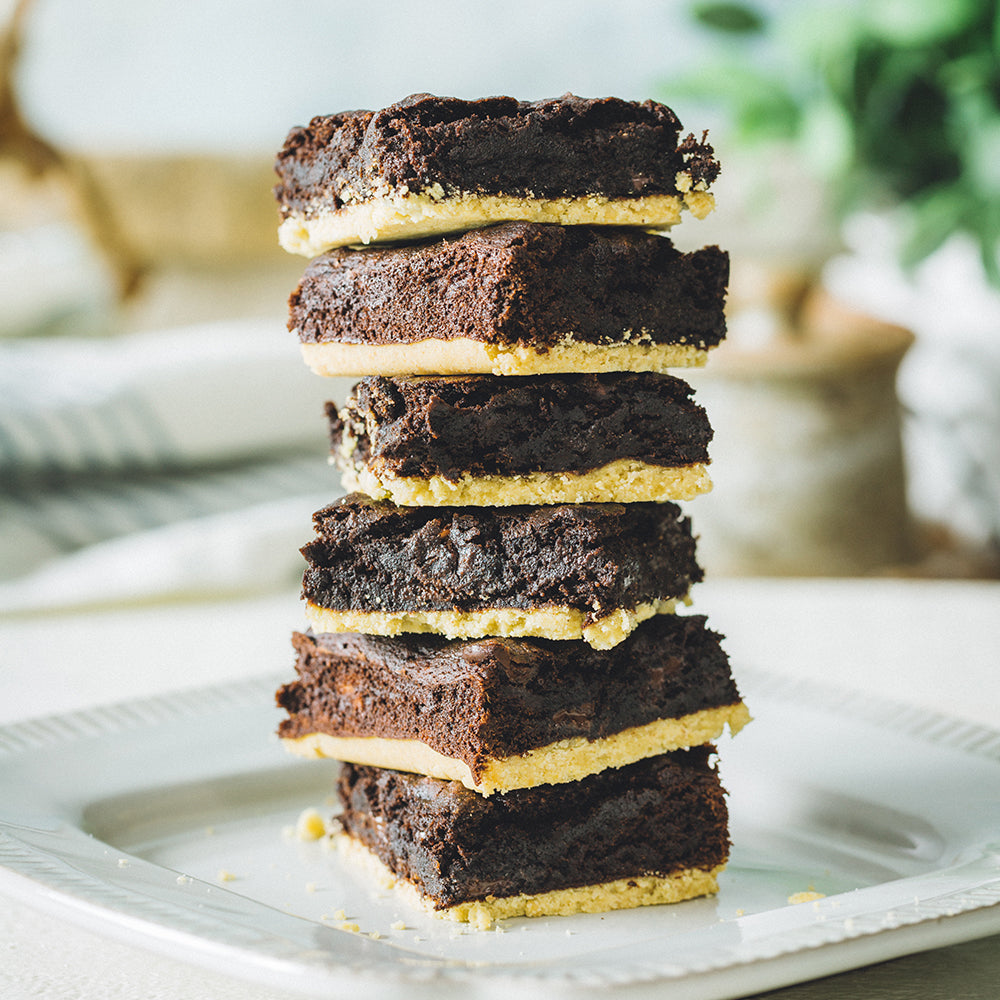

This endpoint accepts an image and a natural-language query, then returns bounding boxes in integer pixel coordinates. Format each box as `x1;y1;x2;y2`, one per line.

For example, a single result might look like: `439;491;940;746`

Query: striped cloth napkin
0;319;348;614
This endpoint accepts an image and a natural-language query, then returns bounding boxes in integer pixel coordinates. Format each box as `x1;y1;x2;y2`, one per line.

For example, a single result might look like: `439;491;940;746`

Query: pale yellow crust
303;598;684;651
278;186;715;256
282;701;751;795
342;458;713;506
301;337;709;377
333;832;724;930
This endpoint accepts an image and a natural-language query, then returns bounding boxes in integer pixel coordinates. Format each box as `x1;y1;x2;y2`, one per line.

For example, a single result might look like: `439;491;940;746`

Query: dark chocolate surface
300;495;702;622
276;616;740;776
291;223;728;350
337;750;729;907
329;371;712;481
274;93;719;217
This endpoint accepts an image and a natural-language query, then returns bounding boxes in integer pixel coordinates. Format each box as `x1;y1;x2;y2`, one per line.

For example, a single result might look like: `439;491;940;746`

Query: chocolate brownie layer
329;371;714;504
300;495;702;648
274;93;719;253
291;225;729;376
277;616;749;793
335;749;729;925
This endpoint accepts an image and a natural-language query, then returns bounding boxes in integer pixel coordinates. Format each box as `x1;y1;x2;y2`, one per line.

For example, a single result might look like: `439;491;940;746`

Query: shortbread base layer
334;831;723;930
342;458;712;506
278;189;716;256
282;701;750;795
303;597;683;650
301;337;708;377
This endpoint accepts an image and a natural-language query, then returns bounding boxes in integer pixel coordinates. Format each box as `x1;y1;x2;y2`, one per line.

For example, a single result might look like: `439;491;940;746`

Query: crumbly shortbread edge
342;459;713;506
302;598;684;651
301;337;709;377
282;701;751;795
278;188;715;256
332;831;724;930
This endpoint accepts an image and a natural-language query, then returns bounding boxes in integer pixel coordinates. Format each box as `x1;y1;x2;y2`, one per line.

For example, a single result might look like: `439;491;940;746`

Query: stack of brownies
271;94;749;929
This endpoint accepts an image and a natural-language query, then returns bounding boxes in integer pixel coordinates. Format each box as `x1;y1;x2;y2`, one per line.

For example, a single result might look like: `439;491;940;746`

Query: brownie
336;749;729;910
291;224;728;352
329;371;713;480
275;93;719;219
300;495;701;624
277;615;740;778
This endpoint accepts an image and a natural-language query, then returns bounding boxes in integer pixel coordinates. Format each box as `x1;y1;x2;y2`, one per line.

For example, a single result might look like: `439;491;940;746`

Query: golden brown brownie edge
276;616;749;793
274;94;719;253
332;749;729;926
300;496;703;648
328;371;715;504
290;224;728;375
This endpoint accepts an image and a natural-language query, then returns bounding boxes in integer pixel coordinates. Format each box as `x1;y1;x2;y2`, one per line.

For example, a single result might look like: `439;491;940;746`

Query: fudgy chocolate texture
291;223;728;350
276;616;740;776
329;372;712;480
300;496;702;621
274;94;719;216
336;749;729;908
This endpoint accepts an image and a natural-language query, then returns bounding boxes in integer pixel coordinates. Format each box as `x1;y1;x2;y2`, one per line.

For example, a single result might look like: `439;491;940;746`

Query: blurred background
2;0;999;616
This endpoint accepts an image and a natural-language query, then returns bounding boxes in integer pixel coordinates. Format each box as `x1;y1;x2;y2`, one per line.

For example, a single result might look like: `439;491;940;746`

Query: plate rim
0;665;999;999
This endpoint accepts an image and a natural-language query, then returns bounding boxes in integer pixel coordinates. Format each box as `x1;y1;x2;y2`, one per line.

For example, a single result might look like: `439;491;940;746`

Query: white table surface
1;577;998;999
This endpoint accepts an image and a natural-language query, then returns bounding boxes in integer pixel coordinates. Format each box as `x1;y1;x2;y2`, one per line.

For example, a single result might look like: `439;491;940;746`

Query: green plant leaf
900;184;971;268
846;45;962;197
798;99;854;179
663;63;803;142
690;1;766;34
977;197;1000;285
677;0;1000;285
863;0;983;47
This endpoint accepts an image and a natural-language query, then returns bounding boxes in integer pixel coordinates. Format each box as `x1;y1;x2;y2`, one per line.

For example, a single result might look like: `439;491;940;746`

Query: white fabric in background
0;490;331;614
0;318;333;477
0;319;346;612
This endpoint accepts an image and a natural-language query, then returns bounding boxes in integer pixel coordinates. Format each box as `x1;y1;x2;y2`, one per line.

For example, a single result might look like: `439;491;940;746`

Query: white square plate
1;667;998;999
